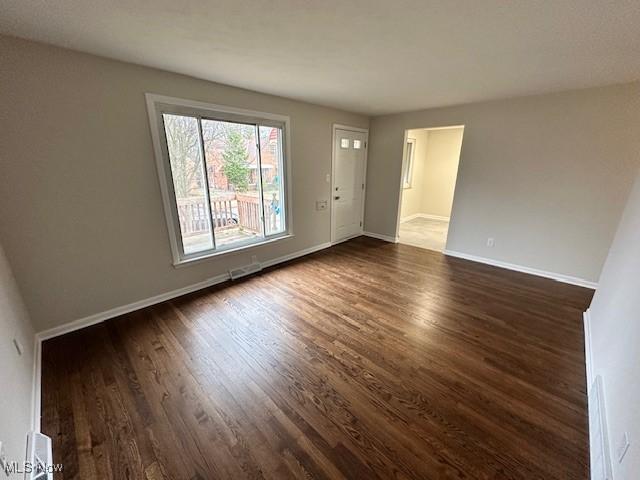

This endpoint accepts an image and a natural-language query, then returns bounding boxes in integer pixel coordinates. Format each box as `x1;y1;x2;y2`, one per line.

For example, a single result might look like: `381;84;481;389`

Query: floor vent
589;375;613;480
229;262;262;280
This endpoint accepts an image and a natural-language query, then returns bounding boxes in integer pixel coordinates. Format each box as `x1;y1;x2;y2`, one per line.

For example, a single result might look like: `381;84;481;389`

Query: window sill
173;233;294;268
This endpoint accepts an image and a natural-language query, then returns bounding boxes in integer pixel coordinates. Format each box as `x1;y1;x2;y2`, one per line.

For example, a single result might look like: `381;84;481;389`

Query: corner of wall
0;242;38;466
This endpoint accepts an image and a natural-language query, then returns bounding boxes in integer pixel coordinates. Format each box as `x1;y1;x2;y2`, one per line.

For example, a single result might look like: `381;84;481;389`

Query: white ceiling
2;0;640;115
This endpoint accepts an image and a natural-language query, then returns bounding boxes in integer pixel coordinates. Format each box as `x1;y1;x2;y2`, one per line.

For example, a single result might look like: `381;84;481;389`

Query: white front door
332;128;367;243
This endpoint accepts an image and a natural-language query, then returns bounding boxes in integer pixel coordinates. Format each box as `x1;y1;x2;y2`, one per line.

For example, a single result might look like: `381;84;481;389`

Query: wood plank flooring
41;237;594;479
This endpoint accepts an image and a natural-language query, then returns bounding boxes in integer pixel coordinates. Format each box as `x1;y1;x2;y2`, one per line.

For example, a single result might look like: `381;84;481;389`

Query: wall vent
26;431;53;480
229;262;262;280
589;375;613;480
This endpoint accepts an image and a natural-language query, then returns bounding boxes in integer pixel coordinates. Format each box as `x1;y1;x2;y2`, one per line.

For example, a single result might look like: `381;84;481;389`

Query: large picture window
146;94;290;264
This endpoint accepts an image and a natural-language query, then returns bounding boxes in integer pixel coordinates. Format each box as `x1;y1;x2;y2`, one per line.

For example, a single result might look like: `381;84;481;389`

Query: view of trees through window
163;113;285;255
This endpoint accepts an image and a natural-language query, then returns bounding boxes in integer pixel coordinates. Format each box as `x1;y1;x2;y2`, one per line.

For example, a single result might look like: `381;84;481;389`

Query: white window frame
145;93;293;266
402;138;416;189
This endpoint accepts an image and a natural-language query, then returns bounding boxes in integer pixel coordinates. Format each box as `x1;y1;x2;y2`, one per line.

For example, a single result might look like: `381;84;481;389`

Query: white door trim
331;124;369;244
394;129;411;240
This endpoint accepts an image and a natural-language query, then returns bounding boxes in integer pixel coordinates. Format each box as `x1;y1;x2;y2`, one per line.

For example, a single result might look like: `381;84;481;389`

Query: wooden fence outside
177;193;279;237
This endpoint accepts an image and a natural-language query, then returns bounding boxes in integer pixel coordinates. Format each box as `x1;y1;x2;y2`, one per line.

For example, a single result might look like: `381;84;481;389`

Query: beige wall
0;242;35;478
0;35;368;332
588;170;640;479
366;83;640;283
421;127;463;218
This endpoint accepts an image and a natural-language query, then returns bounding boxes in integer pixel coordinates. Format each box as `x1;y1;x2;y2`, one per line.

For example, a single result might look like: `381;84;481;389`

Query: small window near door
403;138;416;188
340;138;350;149
353;139;362;149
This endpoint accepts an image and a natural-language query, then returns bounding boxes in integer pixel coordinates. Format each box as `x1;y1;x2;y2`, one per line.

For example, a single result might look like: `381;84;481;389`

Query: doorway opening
396;125;464;252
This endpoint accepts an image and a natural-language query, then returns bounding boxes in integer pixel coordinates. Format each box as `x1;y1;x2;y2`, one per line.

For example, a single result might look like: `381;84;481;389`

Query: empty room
398;126;463;252
1;2;639;480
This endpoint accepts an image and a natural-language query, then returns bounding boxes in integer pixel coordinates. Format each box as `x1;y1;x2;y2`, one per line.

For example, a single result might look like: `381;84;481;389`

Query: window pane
162;114;214;255
340;138;349;148
353;139;362;149
404;141;414;187
259;126;285;235
202;119;263;249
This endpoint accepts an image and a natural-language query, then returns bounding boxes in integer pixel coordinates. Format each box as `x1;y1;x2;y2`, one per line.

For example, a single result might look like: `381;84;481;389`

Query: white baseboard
331;233;362;246
36;272;228;341
401;213;450;223
588;375;614;480
36;241;332;342
584;310;615;480
262;242;331;268
31;335;42;433
400;213;421;223
443;249;598;289
31;241;335;428
363;231;399;243
584;309;594;388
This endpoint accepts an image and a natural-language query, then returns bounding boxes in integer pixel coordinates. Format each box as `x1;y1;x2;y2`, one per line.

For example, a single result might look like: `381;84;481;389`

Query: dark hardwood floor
41;237;594;479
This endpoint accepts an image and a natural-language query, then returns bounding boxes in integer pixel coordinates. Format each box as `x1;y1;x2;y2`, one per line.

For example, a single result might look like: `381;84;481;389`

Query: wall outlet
486;237;495;248
316;200;328;211
616;432;630;463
